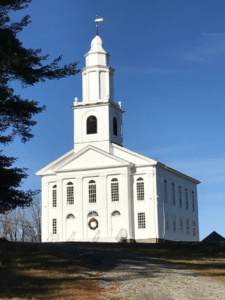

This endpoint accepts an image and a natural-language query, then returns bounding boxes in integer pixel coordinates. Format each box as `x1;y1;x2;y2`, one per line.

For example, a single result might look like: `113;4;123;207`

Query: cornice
72;101;124;113
156;162;201;184
82;65;115;72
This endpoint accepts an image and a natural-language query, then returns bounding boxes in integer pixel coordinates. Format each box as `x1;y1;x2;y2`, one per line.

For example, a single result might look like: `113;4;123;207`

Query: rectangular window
164;180;168;203
53;219;57;234
180;218;183;234
193;221;196;236
165;213;169;230
186;219;189;234
185;189;188;210
173;216;176;232
138;213;146;229
89;184;96;203
137;181;144;200
111;182;119;201
172;183;175;205
67;186;74;204
52;189;57;207
179;186;182;207
192;191;195;212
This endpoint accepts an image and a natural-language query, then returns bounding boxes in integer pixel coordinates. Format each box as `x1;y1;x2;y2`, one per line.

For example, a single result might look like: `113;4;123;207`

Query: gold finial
95;17;103;36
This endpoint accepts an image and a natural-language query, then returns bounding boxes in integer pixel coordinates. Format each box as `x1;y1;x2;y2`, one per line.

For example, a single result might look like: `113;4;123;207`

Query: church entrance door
111;211;121;238
87;211;99;240
66;214;76;241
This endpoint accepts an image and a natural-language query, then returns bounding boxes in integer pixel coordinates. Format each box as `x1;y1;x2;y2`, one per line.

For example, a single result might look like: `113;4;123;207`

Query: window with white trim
180;218;183;234
137;177;144;200
164;180;168;203
89;180;96;203
52;185;57;207
179;186;182;207
165;213;169;230
67;182;74;205
111;178;119;201
172;183;175;205
173;216;176;232
185;189;188;210
138;213;146;229
186;219;189;234
193;221;196;236
192;191;195;212
53;219;57;234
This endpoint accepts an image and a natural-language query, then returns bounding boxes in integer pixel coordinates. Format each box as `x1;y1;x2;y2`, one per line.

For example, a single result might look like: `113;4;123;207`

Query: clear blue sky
5;0;225;240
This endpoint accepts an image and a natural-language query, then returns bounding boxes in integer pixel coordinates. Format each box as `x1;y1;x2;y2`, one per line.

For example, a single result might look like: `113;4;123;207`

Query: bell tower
73;23;124;153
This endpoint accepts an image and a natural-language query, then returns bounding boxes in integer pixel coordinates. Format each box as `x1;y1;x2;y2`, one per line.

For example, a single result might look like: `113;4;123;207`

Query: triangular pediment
56;146;131;172
36;145;131;176
112;143;157;166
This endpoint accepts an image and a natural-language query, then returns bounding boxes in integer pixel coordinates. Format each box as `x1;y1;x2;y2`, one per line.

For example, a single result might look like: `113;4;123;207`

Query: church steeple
82;34;114;103
73;31;124;154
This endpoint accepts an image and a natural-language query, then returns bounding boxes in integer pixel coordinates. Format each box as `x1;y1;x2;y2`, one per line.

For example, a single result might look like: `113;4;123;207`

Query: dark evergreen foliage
0;0;80;213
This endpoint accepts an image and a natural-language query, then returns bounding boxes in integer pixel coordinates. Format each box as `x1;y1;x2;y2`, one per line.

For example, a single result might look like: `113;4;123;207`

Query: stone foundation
126;238;168;243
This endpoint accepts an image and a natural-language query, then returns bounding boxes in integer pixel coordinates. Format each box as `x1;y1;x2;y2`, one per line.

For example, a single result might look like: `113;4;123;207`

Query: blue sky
4;0;225;240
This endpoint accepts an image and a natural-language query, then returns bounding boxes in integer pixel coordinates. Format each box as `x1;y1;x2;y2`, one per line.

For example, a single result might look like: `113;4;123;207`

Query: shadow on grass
1;239;225;299
0;239;119;299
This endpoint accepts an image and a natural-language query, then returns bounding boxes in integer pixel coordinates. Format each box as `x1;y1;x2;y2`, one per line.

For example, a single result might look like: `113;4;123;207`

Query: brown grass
1;239;225;300
0;239;121;300
72;241;225;284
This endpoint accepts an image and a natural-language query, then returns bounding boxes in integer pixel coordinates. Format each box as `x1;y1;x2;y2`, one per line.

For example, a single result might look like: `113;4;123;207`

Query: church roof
202;231;225;242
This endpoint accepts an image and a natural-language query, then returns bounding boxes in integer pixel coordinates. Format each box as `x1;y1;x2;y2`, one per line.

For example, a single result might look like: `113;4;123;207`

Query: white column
41;181;48;242
152;167;159;239
100;174;108;238
57;178;63;241
76;177;84;239
121;172;132;240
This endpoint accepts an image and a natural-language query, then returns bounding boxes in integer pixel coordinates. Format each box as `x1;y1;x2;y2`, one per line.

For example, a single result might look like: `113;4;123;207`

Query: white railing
92;230;100;242
67;232;76;241
115;229;127;242
45;233;59;242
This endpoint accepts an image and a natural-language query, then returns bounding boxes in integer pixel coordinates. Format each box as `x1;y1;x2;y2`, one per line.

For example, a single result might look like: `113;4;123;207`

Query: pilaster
41;182;48;242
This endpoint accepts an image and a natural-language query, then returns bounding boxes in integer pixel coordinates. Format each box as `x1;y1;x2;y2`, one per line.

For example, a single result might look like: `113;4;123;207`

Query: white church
37;27;200;243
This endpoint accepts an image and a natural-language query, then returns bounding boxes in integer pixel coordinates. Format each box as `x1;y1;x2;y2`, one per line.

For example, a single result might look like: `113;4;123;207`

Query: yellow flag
95;18;103;22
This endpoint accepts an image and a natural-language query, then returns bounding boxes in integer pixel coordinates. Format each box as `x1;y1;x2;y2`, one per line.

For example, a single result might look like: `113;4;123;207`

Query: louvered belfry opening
87;115;97;134
113;117;117;136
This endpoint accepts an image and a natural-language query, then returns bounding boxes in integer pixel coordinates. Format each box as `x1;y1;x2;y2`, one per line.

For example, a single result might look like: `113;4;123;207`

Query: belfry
37;24;200;243
73;30;123;154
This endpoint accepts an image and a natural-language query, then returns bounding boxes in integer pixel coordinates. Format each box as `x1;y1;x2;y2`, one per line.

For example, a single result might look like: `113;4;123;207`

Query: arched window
137;178;144;200
67;214;75;219
52;185;57;207
164;180;168;203
185;189;188;210
111;178;119;201
172;183;175;205
192;191;195;212
113;117;118;136
67;182;74;205
87;211;98;217
87;115;97;134
89;180;96;203
179;186;182;207
111;210;121;216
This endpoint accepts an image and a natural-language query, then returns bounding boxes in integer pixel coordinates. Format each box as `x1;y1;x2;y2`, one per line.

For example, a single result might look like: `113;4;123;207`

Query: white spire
82;34;114;103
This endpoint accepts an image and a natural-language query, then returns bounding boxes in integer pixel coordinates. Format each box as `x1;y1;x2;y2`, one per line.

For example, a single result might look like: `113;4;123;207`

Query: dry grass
1;239;225;300
0;239;121;300
75;241;225;284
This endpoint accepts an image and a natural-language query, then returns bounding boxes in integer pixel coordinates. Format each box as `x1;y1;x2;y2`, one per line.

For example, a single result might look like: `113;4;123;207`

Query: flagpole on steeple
95;17;103;36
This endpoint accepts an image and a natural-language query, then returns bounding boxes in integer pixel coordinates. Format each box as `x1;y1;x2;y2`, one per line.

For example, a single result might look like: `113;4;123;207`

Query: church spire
95;17;103;36
82;24;115;104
